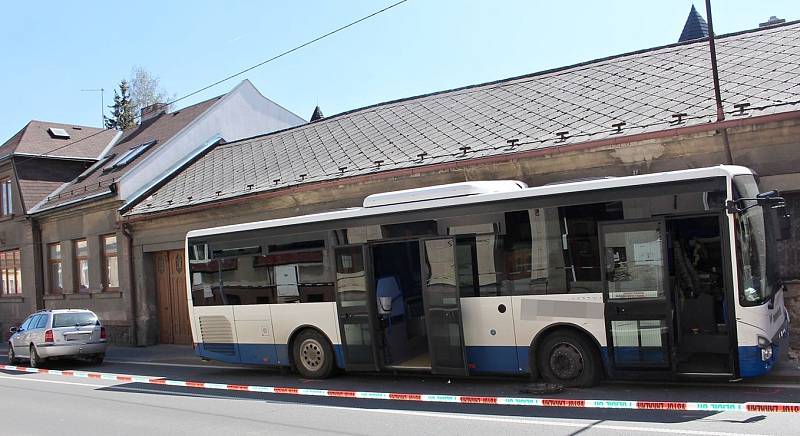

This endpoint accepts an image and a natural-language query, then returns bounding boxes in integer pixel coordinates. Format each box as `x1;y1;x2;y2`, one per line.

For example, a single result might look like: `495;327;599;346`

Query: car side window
27;315;42;330
35;315;49;329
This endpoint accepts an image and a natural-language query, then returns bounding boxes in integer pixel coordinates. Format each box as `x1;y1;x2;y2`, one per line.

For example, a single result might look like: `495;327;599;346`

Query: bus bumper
738;316;789;378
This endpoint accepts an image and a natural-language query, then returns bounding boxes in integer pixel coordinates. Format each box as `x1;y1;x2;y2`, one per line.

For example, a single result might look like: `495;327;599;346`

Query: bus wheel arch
530;324;603;387
288;326;335;379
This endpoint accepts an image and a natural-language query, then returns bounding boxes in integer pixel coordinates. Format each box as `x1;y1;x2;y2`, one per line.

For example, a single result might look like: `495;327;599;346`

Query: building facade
4;22;799;349
0;122;118;341
9;81;305;344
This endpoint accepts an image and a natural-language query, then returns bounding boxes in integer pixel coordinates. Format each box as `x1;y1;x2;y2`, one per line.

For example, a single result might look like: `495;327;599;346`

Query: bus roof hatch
363;180;527;208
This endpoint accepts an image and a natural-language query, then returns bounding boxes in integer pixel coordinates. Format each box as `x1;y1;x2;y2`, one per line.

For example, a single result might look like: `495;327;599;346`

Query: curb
3;364;800;413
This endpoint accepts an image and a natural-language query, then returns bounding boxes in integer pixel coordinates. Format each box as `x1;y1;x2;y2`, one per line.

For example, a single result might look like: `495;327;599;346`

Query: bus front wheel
537;330;600;388
292;329;334;379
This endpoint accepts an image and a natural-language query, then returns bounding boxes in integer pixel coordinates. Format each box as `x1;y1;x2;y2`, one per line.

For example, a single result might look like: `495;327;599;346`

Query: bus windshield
734;175;773;306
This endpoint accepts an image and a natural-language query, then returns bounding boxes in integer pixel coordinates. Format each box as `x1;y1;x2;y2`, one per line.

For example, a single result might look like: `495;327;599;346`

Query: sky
0;0;797;142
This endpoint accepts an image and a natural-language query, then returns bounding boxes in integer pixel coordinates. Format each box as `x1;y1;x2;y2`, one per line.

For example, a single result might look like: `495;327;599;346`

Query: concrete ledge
0;297;23;303
65;293;91;300
93;291;123;299
42;294;64;300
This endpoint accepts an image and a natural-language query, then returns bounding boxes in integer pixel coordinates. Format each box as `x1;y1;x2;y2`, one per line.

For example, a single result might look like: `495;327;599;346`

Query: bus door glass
600;219;673;371
334;245;379;371
421;237;468;376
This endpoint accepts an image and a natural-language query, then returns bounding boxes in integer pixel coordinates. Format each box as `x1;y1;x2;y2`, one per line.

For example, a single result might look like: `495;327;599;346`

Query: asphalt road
1;356;798;436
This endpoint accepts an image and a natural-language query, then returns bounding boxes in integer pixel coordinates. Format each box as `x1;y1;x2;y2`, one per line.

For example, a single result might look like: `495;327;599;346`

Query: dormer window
102;140;157;173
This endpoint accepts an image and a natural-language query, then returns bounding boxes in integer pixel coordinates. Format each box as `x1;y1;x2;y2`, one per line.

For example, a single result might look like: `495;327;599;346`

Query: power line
167;0;409;108
14;0;410;166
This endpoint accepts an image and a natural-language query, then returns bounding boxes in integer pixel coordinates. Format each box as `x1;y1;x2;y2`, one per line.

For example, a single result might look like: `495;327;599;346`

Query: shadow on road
2;357;791;428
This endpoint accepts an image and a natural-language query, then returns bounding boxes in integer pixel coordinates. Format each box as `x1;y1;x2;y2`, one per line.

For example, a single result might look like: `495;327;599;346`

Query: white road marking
0;374;107;388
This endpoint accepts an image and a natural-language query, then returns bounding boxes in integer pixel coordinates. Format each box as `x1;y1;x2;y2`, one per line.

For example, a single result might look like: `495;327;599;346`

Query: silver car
7;309;107;367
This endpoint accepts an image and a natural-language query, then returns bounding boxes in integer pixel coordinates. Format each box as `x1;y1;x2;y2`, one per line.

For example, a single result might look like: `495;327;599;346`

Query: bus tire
292;329;334;379
537;330;600;388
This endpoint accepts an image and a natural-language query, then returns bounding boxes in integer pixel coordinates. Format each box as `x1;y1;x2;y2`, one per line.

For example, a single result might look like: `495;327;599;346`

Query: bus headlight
758;336;773;361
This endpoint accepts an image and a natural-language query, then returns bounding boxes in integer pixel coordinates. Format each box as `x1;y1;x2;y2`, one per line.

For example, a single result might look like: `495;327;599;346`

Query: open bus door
600;219;675;375
334;245;380;371
421;237;469;376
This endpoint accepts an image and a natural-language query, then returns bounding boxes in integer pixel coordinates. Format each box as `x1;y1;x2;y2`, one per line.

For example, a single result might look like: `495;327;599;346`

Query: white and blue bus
185;165;789;386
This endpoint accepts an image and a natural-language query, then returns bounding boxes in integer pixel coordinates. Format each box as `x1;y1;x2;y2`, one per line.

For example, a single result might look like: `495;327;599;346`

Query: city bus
185;165;790;386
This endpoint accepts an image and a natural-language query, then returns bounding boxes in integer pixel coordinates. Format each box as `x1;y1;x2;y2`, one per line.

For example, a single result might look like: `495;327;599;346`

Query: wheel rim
299;338;324;372
549;342;584;381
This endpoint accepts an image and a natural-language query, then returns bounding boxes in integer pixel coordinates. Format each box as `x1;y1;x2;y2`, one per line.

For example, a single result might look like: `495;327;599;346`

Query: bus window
456;237;478;297
508;203;623;296
381;220;439;239
334;226;383;245
188;235;333;306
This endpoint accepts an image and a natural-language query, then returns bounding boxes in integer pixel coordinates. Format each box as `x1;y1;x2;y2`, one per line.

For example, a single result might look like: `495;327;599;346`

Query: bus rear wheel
292;329;334;379
537;330;600;388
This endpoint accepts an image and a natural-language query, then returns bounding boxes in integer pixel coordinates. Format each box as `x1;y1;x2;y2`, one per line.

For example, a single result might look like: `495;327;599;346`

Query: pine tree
105;80;136;130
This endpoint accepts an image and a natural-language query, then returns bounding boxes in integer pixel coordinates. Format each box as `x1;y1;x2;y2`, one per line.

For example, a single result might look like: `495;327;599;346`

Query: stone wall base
104;325;134;346
786;283;800;352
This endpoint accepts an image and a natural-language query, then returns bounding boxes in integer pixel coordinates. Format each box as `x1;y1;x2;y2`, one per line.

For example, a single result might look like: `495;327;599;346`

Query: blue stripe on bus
738;317;789;378
466;346;522;374
196;343;346;369
199;342;782;380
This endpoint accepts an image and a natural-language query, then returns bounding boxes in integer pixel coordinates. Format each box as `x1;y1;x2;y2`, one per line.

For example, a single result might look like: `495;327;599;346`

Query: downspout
705;0;734;165
122;222;139;346
29;217;44;311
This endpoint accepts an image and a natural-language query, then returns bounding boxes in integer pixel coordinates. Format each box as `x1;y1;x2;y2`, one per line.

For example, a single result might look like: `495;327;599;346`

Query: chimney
140;103;167;122
759;16;786;28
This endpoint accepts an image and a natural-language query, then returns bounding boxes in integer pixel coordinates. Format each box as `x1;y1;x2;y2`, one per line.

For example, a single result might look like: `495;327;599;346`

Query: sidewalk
105;344;200;365
768;358;800;382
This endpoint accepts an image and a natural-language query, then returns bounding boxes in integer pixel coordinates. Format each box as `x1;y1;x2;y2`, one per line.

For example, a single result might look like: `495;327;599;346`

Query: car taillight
44;330;54;343
100;326;107;340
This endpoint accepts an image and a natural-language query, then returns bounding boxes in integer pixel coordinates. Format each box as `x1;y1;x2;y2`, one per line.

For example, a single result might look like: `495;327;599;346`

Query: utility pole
81;88;105;128
704;0;734;164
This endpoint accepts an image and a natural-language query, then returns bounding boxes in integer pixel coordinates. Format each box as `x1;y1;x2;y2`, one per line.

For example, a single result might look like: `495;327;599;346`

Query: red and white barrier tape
3;364;799;413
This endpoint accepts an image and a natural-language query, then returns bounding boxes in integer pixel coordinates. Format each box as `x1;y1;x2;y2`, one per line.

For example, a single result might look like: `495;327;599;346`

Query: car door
14;316;36;356
33;314;49;345
27;315;44;348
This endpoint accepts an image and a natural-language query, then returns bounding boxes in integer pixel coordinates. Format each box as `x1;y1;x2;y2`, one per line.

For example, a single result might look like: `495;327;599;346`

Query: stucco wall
37;200;133;344
0;161;39;342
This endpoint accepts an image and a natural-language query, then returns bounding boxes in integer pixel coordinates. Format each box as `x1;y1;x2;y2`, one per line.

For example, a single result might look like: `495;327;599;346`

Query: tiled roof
128;22;800;216
17;179;66;211
35;96;221;212
0;121;116;160
679;5;709;42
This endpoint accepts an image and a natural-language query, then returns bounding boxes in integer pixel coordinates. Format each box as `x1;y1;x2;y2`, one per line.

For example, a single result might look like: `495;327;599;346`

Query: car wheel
292;329;334;379
92;354;105;365
29;345;43;369
537;330;600;388
7;344;17;364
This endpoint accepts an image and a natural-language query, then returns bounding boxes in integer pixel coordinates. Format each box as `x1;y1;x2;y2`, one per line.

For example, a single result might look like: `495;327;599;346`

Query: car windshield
734;175;773;306
52;313;98;328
